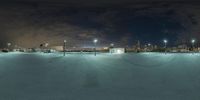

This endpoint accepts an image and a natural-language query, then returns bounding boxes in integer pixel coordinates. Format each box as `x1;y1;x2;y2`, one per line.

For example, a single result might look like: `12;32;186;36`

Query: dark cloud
0;1;200;48
1;0;200;7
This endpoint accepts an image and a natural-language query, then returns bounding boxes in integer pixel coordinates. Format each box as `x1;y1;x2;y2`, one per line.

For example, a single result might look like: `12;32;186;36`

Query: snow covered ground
0;52;200;100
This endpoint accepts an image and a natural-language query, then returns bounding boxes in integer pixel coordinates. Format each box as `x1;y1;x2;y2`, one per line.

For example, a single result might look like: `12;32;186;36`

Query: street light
45;43;49;48
147;43;152;52
148;43;151;46
163;39;168;54
93;39;98;56
110;43;114;54
163;39;168;47
191;39;196;53
7;43;11;47
7;43;11;51
63;40;67;56
110;43;114;47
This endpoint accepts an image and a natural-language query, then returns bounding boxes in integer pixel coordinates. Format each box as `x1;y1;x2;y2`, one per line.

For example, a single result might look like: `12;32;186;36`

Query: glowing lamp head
191;39;195;43
110;43;114;47
7;43;11;46
148;43;151;46
45;43;49;47
93;39;98;43
163;39;168;44
64;40;67;43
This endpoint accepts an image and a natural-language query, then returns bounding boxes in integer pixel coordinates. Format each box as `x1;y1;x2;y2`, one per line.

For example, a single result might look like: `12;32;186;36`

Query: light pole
93;39;98;56
163;39;168;54
63;40;67;56
110;43;114;54
148;43;151;52
45;43;49;52
191;39;196;53
7;43;11;51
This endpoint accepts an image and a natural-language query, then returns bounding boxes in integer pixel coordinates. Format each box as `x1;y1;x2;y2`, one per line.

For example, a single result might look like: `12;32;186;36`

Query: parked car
1;49;9;53
44;49;51;53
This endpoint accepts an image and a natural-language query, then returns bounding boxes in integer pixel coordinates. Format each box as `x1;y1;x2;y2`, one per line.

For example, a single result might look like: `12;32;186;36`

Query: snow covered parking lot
0;52;200;100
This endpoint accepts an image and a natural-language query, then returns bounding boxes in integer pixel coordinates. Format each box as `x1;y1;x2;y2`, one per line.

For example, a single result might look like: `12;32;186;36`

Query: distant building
109;48;125;54
198;47;200;52
50;46;109;52
136;40;141;52
177;44;189;52
178;44;188;49
50;46;63;51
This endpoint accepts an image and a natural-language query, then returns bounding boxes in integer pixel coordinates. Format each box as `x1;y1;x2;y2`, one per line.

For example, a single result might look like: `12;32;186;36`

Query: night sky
0;0;200;48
